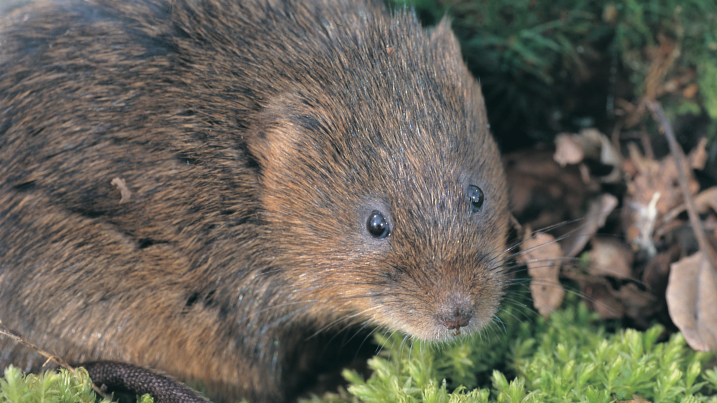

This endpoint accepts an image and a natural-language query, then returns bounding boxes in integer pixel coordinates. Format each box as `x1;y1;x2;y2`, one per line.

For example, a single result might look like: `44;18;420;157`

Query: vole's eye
468;185;484;212
366;211;390;239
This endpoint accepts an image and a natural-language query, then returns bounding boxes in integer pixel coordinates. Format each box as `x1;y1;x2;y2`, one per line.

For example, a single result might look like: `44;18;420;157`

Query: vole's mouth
374;300;499;343
394;316;492;343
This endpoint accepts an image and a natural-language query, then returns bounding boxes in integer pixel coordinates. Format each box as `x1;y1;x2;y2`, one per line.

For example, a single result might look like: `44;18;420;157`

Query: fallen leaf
553;128;622;183
579;163;591;184
621;157;638;177
694;187;717;214
623;141;703;258
571;267;661;325
554;133;585;167
689;137;708;170
642;246;680;297
666;251;717;351
580;278;624;319
618;283;661;328
561;194;619;258
659;186;717;230
504;150;599;230
519;230;565;317
683;83;699;99
626;141;701;210
630;158;696;215
588;237;633;279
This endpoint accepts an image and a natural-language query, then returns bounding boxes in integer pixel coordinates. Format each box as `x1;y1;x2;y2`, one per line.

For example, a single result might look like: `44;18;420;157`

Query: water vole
0;0;510;401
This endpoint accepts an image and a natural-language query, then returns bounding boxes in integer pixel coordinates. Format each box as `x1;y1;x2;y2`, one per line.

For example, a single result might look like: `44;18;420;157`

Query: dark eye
468;185;484;212
366;210;390;239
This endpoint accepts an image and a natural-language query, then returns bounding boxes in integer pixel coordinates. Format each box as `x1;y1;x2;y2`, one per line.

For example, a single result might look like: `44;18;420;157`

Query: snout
434;292;475;334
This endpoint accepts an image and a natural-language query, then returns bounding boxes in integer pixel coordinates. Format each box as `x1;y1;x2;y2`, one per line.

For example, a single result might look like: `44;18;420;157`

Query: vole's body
0;0;509;401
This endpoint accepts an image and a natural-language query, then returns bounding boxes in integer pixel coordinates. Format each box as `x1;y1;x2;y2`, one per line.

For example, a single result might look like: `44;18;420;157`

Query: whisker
506;280;623;319
489;215;595;266
307;305;384;339
491;208;625;269
495;303;535;328
350;325;383;361
499;254;646;287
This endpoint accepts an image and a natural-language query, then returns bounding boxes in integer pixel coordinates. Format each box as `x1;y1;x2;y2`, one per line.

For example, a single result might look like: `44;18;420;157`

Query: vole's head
249;12;509;342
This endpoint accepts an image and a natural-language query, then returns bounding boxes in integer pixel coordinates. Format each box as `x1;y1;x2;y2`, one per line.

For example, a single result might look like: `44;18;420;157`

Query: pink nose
436;293;474;331
439;315;471;330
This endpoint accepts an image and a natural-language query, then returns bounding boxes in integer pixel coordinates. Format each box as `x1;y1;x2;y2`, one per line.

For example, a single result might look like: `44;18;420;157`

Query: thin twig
646;100;717;269
0;320;108;398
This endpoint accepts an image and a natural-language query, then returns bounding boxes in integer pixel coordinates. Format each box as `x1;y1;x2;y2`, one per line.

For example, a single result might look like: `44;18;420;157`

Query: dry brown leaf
627;156;696;216
623;142;703;257
643;246;680;297
660;186;717;229
574;270;660;325
586;128;622;183
694;187;717;214
581;278;624;319
625;141;700;217
561;194;618;258
621;157;638;178
577;128;609;161
519;231;565;317
504;150;599;230
627;142;653;173
553;129;621;183
618;283;661;328
554;133;585;166
689;137;708;170
683;83;699;99
579;163;591;184
111;177;131;203
588;237;633;279
666;251;717;351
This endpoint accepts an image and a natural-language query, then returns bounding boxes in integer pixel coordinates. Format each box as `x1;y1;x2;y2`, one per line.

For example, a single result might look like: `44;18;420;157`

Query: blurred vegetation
388;0;717;151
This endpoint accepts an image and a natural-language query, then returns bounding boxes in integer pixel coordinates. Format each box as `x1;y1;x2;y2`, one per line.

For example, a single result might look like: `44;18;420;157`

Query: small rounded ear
429;17;462;58
246;92;335;175
244;96;296;173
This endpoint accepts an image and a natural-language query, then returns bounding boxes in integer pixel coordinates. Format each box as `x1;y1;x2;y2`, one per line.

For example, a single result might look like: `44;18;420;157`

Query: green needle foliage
0;365;153;403
389;0;717;144
306;303;717;403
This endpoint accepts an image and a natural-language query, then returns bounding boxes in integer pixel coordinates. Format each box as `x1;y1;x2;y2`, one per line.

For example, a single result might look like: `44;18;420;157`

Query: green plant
306;303;717;403
388;0;717;143
0;365;154;403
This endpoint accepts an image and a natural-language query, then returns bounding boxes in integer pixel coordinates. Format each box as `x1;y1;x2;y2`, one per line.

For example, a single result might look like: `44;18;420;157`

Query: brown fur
0;0;510;401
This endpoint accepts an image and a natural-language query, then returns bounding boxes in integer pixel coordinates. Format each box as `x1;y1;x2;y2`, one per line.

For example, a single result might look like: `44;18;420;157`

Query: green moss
3;304;715;403
306;303;717;403
0;365;154;403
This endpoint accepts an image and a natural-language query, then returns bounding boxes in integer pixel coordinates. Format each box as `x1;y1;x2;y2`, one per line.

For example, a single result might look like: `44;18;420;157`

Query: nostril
439;314;471;330
436;294;475;333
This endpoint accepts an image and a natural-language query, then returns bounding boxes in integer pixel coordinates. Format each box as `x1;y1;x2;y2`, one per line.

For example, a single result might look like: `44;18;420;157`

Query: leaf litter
508;118;717;351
